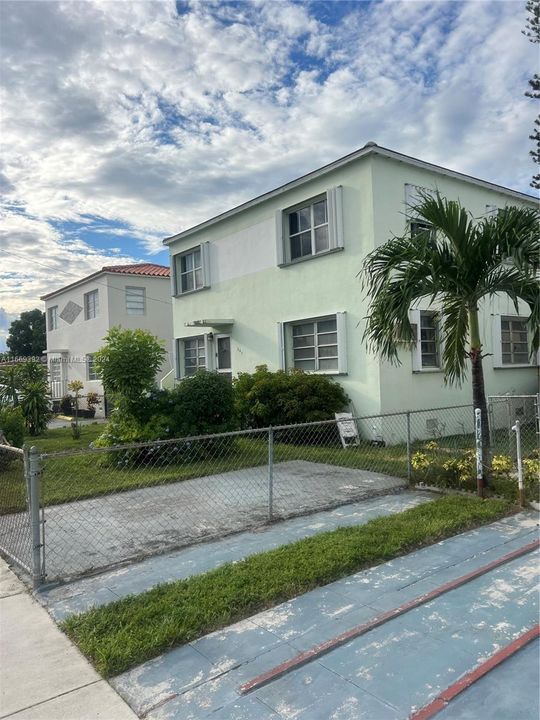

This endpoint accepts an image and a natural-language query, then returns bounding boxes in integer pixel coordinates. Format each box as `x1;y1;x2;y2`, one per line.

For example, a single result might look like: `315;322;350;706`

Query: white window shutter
204;333;213;371
175;339;183;379
336;312;348;374
201;242;211;288
277;322;285;369
436;313;445;369
170;255;178;296
275;210;285;266
492;315;502;368
409;309;421;371
327;186;344;250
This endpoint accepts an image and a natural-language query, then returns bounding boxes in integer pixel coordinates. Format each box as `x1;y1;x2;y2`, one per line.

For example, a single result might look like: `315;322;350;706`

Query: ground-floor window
280;313;347;374
86;354;99;381
178;336;207;377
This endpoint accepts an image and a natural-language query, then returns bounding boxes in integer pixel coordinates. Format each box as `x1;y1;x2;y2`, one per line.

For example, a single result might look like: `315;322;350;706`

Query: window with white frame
410;309;442;371
173;244;210;295
419;312;440;368
279;313;347;374
288;198;329;260
84;289;99;320
86;354;99;381
48;306;58;330
276;187;344;266
125;286;146;315
179;336;206;377
405;184;436;239
410;220;433;239
501;317;529;365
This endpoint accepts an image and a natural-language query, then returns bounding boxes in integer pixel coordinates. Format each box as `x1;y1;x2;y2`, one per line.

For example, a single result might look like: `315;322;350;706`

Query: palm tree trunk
469;305;490;489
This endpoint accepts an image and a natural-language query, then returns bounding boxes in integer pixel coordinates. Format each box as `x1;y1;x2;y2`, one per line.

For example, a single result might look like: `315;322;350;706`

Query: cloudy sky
0;0;537;349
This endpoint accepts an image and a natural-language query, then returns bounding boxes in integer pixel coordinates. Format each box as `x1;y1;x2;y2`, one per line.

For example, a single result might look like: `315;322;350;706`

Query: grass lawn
2;421;534;513
61;495;512;677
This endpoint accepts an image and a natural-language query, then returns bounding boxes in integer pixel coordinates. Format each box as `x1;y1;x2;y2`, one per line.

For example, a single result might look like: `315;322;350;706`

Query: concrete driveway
36;460;406;581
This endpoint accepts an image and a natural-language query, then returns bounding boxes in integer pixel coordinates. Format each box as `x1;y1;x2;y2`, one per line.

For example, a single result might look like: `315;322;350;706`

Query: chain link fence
0;445;32;575
0;400;538;588
488;394;539;459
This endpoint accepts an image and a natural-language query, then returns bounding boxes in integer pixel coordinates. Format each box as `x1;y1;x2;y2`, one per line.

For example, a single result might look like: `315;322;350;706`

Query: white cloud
0;211;140;316
0;0;537;318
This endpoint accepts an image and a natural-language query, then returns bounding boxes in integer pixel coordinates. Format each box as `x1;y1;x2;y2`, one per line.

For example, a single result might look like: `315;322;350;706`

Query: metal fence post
268;426;274;521
474;408;483;498
512;420;525;507
28;446;43;589
405;411;412;482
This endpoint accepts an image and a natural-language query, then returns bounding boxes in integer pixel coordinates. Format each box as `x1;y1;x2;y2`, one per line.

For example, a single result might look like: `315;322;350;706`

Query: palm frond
440;300;469;385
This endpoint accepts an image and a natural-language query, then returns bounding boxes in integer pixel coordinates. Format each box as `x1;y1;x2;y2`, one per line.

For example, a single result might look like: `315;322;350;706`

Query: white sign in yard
335;412;360;449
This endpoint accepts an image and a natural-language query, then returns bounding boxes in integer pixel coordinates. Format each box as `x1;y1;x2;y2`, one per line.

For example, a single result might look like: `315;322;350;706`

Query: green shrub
167;371;235;437
94;327;166;411
0;406;25;447
234;365;349;429
95;372;236;462
20;381;51;436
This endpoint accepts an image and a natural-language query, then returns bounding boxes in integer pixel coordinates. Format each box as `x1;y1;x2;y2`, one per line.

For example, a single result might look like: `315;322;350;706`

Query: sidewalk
0;560;136;720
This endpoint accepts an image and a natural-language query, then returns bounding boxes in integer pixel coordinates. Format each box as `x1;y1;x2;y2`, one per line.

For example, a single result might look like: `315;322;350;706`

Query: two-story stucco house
164;143;539;428
41;263;173;416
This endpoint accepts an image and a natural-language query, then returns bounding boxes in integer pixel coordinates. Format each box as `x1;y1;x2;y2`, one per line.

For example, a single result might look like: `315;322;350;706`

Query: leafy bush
234;365;349;429
20;380;51;436
166;371;235;437
95;372;236;462
94;327;166;411
16;360;47;386
0;406;25;447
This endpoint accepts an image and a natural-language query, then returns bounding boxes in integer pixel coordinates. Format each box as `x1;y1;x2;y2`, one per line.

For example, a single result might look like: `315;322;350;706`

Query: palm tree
362;194;539;485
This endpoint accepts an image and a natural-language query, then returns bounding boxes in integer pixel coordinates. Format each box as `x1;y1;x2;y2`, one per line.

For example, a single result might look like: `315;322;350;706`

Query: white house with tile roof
41;263;173;416
164;142;539;436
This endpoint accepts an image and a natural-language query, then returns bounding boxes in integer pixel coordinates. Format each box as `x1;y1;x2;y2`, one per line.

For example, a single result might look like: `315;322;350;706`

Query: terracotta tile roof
102;263;170;277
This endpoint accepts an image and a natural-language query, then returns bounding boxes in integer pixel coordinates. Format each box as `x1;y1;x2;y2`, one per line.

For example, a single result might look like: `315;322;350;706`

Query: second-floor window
276;187;344;266
84;289;99;320
126;286;146;315
48;306;58;330
410;220;432;239
175;247;203;294
288;198;329;260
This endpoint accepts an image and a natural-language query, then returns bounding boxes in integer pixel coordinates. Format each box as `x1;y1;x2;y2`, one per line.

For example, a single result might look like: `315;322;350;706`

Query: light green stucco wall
170;156;384;415
169;152;539;417
370;155;539;414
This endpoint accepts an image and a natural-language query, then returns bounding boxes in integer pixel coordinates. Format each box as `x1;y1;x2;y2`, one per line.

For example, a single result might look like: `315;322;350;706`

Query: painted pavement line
239;537;540;695
409;624;540;720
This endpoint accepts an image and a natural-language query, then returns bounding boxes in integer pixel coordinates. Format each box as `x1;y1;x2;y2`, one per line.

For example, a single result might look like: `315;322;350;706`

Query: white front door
215;334;232;382
49;357;66;398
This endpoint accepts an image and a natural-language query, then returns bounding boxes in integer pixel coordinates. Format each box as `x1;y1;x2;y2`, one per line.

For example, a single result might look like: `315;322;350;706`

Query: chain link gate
0;444;45;588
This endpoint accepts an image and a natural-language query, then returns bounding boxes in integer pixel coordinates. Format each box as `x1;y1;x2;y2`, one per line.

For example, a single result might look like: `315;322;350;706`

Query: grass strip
61;495;511;678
